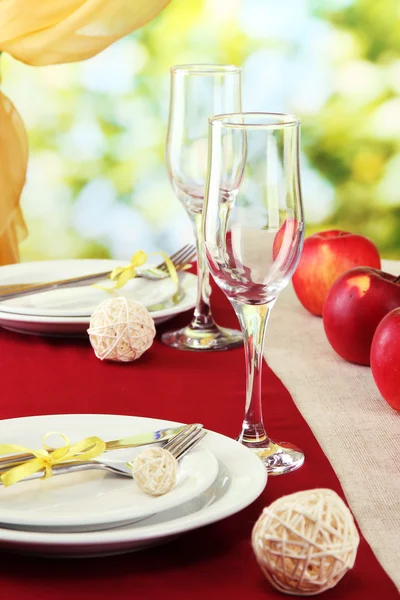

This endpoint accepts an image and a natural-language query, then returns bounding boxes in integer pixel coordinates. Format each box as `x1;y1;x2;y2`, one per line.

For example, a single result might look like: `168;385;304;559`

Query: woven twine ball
88;297;155;362
130;447;178;496
251;489;360;596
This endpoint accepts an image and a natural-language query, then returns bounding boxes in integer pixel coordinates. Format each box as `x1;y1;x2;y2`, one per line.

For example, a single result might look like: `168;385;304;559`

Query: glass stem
231;301;275;446
190;213;215;330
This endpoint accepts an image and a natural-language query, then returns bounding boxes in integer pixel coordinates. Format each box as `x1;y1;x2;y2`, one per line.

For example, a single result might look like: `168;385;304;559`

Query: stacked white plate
0;415;268;557
0;260;197;336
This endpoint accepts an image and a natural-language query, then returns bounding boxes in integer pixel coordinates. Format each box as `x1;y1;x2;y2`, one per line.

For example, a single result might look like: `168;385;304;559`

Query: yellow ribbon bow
110;250;154;289
102;250;188;304
110;250;179;289
0;432;106;487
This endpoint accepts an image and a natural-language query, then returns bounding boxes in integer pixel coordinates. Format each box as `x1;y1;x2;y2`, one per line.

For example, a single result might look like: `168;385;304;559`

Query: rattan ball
252;489;359;596
130;447;178;496
88;297;155;362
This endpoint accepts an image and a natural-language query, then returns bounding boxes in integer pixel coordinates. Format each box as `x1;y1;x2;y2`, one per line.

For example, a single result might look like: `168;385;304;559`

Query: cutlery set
0;424;206;486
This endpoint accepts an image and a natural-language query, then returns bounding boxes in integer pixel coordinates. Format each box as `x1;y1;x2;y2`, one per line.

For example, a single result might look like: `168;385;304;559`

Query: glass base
238;437;305;475
161;324;243;351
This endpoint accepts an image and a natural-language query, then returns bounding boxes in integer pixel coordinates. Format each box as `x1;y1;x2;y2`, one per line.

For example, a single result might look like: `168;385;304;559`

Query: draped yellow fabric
0;91;28;265
0;0;171;66
0;0;170;264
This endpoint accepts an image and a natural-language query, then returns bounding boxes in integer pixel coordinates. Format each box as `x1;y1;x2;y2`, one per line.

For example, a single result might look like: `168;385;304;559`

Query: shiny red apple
371;308;400;411
291;230;381;316
323;267;400;365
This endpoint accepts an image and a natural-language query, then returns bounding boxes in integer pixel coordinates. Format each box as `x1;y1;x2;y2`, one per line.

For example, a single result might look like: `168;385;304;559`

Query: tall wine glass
162;65;243;351
203;112;305;474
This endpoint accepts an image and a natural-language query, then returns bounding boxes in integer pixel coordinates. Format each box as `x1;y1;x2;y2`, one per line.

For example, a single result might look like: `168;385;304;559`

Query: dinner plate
0;415;268;557
0;415;218;532
0;260;196;336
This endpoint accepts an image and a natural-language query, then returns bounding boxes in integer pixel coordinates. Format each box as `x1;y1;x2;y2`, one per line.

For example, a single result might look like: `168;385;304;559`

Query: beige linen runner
265;259;400;590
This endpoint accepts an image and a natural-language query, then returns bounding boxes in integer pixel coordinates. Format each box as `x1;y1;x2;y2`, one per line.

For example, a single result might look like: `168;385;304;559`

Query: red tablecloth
0;279;397;599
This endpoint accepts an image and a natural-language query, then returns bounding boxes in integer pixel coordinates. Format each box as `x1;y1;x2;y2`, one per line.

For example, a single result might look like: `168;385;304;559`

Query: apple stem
394;275;400;284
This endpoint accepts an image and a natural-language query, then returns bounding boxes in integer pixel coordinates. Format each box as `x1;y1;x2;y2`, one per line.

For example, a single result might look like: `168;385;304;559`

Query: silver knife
0;424;202;470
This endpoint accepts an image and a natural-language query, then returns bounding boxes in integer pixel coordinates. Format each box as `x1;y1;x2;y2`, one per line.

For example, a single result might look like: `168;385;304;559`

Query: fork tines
157;244;196;273
164;424;205;459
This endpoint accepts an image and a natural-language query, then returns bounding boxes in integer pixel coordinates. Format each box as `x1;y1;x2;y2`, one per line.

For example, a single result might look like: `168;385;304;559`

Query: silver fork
0;244;196;300
0;424;206;485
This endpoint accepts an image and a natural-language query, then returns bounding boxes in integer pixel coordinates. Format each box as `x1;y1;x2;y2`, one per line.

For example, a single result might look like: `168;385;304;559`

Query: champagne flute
162;64;243;351
203;112;305;474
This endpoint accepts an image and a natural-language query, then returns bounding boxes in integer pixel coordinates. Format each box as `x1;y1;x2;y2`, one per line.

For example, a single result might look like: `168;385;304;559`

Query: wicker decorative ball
88;297;155;362
252;489;359;596
130;447;178;496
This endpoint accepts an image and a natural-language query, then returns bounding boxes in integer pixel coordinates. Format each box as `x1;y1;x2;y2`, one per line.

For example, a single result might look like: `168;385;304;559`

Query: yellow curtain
0;91;28;265
0;0;170;264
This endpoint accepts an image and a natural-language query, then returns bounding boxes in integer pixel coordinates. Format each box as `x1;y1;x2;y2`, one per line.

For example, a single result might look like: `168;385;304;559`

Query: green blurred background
2;0;400;261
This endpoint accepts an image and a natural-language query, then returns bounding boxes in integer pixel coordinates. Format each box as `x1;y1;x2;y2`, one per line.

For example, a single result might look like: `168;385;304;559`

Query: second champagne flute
162;64;243;351
203;112;305;474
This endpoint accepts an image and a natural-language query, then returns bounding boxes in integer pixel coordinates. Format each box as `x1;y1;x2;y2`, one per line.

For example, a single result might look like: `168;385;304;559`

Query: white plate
0;415;218;532
0;415;267;557
0;260;194;318
0;260;196;336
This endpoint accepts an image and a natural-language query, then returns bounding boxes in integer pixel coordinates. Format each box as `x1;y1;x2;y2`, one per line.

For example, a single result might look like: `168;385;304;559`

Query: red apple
291;230;381;316
323;267;400;365
371;308;400;412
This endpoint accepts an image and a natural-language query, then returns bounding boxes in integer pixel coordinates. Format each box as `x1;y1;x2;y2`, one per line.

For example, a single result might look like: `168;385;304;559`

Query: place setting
0;246;197;336
0;415;267;557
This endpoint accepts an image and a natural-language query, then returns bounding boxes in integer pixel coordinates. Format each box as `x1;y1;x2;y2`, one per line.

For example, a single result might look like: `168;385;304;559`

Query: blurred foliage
1;0;399;261
308;0;400;257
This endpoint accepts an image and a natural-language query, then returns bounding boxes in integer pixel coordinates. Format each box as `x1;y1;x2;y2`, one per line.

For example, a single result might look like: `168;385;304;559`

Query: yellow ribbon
98;250;189;303
0;432;106;487
110;250;180;289
109;250;152;289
